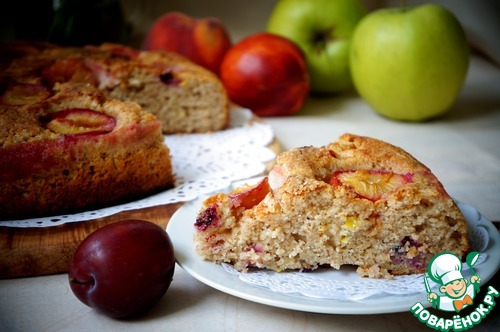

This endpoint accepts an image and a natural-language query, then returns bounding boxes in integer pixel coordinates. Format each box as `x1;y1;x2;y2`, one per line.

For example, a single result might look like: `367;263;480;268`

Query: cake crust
194;134;469;278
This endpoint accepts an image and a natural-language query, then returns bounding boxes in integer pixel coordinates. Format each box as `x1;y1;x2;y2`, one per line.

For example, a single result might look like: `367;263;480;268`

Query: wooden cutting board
0;203;183;279
0;138;281;279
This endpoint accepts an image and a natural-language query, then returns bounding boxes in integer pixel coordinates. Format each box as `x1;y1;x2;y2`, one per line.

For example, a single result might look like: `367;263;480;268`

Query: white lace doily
221;201;490;302
1;107;276;228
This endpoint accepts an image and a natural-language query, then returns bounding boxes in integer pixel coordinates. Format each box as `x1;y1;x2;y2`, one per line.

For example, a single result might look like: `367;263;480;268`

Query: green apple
350;4;469;121
267;0;366;94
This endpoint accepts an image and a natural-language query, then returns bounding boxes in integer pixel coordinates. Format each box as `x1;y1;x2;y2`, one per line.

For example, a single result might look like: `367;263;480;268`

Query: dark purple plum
68;219;175;318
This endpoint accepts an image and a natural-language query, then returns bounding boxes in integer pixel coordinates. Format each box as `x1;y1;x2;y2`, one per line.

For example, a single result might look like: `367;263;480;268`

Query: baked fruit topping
0;83;51;105
330;170;413;201
229;177;271;210
41;58;96;87
41;108;116;135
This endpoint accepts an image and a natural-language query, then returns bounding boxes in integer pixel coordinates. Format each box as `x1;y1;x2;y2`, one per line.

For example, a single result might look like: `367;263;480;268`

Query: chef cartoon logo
410;250;499;331
425;252;481;312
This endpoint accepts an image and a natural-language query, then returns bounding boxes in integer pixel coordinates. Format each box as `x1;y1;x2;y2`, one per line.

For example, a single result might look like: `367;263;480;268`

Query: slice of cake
0;84;174;220
1;42;229;134
193;133;469;278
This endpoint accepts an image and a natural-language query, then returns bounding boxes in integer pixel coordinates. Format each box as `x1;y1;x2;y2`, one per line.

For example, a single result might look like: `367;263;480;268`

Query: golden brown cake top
1;42;222;91
0;84;159;147
274;133;431;181
328;133;431;173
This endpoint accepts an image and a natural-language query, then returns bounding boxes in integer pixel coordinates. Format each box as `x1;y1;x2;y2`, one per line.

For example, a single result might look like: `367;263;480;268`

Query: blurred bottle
48;0;129;46
8;0;130;46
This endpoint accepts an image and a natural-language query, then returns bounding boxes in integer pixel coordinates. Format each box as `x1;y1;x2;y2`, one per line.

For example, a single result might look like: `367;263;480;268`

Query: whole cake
193;133;469;278
0;42;229;134
0;84;174;220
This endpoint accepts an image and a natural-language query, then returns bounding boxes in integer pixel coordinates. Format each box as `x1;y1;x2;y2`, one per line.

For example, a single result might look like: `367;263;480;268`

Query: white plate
167;199;500;314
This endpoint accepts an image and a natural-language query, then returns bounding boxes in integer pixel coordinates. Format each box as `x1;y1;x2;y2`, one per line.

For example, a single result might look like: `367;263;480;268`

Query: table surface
2;2;500;329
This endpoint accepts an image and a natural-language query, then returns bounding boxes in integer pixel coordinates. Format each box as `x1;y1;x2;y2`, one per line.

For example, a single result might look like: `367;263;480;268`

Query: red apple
144;11;232;75
220;32;310;117
68;220;175;319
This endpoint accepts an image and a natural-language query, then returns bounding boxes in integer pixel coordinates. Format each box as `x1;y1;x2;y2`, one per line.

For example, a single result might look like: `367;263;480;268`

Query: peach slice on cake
41;58;97;87
42;108;116;135
330;170;413;201
229;177;271;209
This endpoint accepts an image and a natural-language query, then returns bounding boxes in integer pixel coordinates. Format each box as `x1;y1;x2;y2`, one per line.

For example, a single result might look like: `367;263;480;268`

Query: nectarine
145;11;231;75
220;33;310;117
